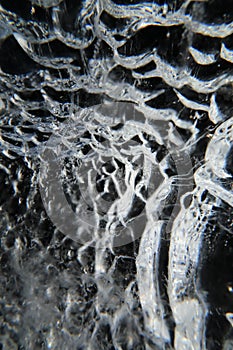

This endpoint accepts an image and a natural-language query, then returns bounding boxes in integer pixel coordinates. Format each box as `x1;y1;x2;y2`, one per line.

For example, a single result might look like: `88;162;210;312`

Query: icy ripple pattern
0;0;233;349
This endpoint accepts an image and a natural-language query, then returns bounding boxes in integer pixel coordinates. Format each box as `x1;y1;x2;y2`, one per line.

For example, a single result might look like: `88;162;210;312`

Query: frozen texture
0;0;233;349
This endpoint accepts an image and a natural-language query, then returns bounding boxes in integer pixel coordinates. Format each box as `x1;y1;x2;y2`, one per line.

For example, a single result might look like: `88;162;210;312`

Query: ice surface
0;0;233;349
